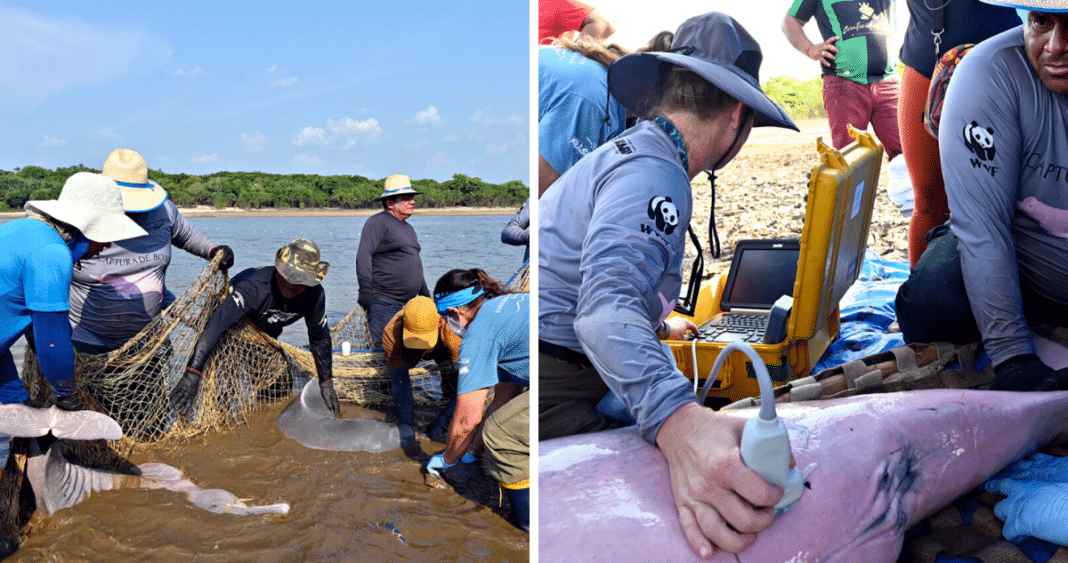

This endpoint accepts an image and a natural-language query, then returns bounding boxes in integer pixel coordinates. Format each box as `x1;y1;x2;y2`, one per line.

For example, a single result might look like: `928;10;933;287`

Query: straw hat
979;0;1068;10
101;148;169;212
402;296;440;350
25;172;148;243
373;174;424;201
607;12;798;131
274;238;330;287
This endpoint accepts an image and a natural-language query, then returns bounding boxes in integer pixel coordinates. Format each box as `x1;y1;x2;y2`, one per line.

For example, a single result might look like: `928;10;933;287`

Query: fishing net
20;254;530;453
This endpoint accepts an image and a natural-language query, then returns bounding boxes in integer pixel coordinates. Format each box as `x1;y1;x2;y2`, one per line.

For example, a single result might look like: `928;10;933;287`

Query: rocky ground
685;119;910;280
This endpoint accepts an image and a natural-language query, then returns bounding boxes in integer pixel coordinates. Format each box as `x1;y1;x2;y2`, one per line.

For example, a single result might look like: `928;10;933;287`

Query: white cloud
429;152;449;166
39;135;66;148
444;134;460;143
405;141;428;151
96;128;123;141
487;143;509;155
241;130;267;152
173;66;204;77
294;154;320;167
0;6;169;109
469;108;525;126
294;126;327;146
271;77;298;87
410;106;444;126
267;64;279;73
154;156;170;162
190;153;218;163
328;117;380;136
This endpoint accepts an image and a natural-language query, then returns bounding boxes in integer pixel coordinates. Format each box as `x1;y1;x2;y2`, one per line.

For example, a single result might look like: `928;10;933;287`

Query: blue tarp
811;250;909;374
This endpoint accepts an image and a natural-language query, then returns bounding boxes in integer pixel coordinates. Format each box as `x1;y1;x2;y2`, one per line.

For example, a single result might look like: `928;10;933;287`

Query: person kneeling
424;269;530;532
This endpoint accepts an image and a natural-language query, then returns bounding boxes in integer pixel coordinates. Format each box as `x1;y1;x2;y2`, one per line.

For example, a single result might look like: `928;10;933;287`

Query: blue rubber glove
461;452;478;464
985;453;1068;544
426;452;459;477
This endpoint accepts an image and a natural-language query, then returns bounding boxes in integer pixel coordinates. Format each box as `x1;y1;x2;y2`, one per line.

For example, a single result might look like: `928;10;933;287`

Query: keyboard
692;313;768;344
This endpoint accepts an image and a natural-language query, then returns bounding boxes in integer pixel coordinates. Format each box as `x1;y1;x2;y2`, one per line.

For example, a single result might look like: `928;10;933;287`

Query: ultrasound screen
725;248;799;307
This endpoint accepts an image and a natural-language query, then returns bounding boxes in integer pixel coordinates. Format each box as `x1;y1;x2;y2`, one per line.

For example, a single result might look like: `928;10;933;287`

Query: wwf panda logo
647;196;679;235
963;121;995;161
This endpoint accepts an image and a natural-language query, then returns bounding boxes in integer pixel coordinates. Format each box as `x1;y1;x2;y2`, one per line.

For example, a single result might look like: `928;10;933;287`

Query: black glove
53;392;85;412
170;367;203;417
992;354;1056;391
209;245;235;271
320;379;341;417
358;291;372;312
51;377;84;411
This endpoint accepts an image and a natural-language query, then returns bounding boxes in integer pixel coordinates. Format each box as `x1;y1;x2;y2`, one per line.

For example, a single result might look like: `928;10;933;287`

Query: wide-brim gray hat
372;174;424;201
275;238;330;287
101;148;169;212
25;172;148;243
608;11;798;131
980;0;1068;10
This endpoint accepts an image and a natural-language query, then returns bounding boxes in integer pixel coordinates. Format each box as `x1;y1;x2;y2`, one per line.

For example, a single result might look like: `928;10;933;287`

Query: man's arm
501;200;530;246
940;42;1029;366
166;201;216;258
781;13;837;67
186;284;258;371
305;288;333;383
356;216;382;310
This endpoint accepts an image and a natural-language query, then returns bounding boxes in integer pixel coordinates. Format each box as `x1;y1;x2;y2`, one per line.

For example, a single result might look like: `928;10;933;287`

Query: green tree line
763;75;826;121
0;166;528;211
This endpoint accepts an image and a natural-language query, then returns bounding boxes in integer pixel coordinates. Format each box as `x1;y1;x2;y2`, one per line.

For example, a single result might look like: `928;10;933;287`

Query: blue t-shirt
538;46;627;176
0;218;73;354
456;293;529;395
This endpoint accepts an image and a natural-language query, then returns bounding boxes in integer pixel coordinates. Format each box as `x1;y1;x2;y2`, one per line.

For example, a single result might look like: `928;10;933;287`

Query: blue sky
0;0;530;185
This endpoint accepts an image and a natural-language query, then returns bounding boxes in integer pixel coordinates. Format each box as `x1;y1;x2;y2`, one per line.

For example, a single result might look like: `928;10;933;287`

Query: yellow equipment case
666;129;884;406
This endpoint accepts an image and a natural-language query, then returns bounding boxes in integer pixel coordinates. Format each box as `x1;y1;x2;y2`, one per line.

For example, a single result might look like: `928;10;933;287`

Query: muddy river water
1;213;529;561
10;396;529;562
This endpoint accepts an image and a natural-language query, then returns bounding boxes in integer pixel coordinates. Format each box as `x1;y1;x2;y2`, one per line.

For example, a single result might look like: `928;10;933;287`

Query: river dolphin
0;404;290;518
25;438;290;517
539;389;1068;563
276;379;400;452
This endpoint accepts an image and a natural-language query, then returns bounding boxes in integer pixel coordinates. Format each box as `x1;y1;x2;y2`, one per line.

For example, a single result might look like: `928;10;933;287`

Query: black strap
539;340;593;367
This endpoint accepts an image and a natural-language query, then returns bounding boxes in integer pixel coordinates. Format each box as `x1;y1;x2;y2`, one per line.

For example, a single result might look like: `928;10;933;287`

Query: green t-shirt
788;0;896;84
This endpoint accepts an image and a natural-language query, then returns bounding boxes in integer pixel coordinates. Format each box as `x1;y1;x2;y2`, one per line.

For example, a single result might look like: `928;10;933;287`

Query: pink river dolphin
0;403;289;518
539;389;1068;562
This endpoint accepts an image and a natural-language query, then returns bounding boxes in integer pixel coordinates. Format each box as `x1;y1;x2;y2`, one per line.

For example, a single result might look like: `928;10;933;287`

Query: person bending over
171;239;338;417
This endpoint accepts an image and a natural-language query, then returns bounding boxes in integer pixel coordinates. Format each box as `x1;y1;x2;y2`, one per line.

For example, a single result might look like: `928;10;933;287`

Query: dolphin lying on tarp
276;379;400;453
539;389;1068;563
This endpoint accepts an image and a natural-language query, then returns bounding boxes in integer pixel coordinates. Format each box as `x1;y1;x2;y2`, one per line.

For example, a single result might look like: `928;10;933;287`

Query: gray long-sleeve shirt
941;26;1068;365
356;211;429;306
539;121;695;444
68;200;215;351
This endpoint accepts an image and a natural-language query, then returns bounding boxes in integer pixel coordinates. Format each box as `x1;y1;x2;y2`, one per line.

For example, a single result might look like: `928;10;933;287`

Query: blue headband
435;286;484;313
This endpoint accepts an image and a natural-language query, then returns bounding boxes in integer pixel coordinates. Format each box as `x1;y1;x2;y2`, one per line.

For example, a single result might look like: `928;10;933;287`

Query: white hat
980;0;1068;10
101;148;169;212
373;174;424;201
25;172;148;243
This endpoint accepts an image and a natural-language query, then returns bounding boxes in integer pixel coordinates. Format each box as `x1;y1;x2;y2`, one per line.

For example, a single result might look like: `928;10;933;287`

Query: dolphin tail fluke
0;405;122;441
